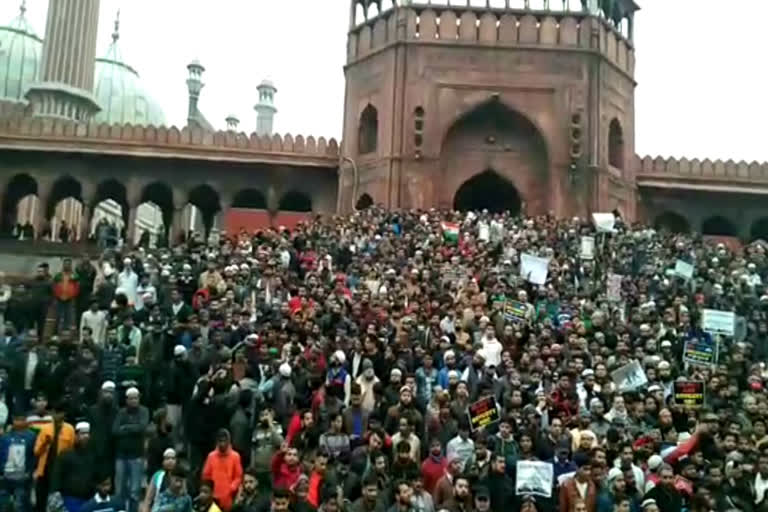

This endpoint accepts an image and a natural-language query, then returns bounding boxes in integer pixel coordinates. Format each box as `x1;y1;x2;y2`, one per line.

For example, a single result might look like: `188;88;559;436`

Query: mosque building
0;2;278;244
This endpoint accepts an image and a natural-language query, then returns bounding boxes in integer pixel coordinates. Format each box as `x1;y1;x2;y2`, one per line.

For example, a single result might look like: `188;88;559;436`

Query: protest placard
515;461;554;498
520;253;549;285
674;259;694;280
702;309;735;336
468;396;501;432
611;360;648;392
580;236;595;260
592;212;616;233
607;273;623;302
674;381;705;408
503;301;527;323
683;335;718;367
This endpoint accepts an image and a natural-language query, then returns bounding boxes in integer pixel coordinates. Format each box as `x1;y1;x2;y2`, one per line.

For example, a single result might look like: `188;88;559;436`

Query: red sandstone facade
2;1;768;242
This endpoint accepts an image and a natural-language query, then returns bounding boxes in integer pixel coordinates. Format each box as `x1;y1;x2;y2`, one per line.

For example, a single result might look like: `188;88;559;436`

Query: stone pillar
168;207;184;246
26;0;101;121
33;195;48;240
126;204;138;247
80;203;93;241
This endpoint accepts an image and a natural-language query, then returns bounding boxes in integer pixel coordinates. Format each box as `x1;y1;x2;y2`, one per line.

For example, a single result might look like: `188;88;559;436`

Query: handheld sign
520;253;549;285
515;461;554;498
611;360;648;393
674;260;694;280
683;334;718;367
580;236;595;260
674;381;705;408
467;396;501;432
503;300;527;323
702;309;735;336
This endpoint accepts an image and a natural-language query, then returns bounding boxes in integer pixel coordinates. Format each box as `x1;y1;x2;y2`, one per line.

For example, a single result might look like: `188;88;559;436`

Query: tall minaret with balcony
254;80;277;136
26;0;102;121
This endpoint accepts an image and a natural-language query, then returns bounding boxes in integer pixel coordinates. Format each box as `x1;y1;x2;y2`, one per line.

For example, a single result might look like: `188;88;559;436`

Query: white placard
592;212;616;233
520;253;550;285
515;461;554;498
580;236;595;260
674;260;694;280
611;360;648;393
607;273;623;302
702;309;735;336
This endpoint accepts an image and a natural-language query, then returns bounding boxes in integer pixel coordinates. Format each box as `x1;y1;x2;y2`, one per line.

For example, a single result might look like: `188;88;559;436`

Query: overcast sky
3;0;767;163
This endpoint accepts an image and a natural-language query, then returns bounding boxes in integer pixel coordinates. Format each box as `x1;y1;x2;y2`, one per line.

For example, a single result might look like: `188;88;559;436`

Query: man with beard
87;381;118;478
232;470;265;512
441;475;471;512
251;408;283;493
27;263;51;336
642;464;682;512
479;455;514;511
167;345;196;447
355;359;380;413
385;386;423;437
51;422;97;512
350;474;386;512
460;351;487;402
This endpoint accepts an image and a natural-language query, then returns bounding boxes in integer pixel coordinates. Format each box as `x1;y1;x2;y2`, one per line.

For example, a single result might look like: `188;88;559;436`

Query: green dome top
93;18;166;127
0;3;43;102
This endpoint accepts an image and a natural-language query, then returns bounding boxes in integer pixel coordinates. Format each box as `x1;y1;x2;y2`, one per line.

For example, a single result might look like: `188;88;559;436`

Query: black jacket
112;405;150;458
52;444;97;499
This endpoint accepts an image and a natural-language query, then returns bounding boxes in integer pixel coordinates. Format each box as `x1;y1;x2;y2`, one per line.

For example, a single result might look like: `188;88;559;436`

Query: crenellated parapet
0;113;340;167
348;1;635;77
634;155;768;183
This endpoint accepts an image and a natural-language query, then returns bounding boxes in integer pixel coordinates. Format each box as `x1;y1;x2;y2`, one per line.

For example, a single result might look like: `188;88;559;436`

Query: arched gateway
453;170;521;215
440;99;549;214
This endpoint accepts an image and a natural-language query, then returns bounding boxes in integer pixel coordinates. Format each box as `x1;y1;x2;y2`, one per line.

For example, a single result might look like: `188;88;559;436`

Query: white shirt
81;309;108;345
480;337;503;367
24;351;38;390
446;435;475;472
117;270;138;305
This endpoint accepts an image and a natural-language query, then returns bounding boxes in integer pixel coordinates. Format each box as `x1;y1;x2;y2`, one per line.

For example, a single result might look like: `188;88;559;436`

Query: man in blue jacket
0;411;37;512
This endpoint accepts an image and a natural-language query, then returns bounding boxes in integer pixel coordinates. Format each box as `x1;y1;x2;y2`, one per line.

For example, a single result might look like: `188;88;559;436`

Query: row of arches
654;211;768;241
2;174;314;245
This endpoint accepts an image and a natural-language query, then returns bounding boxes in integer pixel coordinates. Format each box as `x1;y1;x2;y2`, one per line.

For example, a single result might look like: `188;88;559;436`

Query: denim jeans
54;299;74;333
114;458;144;512
1;479;31;512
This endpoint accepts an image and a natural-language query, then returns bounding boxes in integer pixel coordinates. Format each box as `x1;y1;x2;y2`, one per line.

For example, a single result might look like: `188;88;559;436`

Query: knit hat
126;387;140;398
163;448;177;458
333;350;346;365
279;363;292;377
174;345;187;357
101;381;116;391
607;467;623;484
75;422;90;433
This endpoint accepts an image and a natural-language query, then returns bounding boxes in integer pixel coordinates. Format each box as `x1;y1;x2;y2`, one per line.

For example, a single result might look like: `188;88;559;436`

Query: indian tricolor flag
441;221;459;243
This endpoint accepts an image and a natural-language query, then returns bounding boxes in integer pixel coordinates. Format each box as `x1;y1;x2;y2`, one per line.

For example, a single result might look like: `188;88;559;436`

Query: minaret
186;60;205;123
225;115;240;131
254;80;277;136
26;0;101;121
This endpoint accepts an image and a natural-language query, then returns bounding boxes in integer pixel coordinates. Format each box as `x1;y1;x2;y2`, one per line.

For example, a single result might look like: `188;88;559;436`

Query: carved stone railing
634;155;768;183
0;104;340;167
348;3;634;76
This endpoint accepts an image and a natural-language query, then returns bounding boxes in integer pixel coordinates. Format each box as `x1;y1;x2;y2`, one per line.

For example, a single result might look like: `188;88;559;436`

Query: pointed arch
654;211;690;234
47;176;82;219
453;170;521;214
279;190;313;212
702;216;737;237
751;217;768;242
232;189;267;209
608;118;625;170
2;174;38;232
358;104;378;155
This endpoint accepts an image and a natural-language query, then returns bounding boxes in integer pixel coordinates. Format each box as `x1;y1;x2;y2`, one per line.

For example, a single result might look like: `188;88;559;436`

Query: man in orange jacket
202;429;243;512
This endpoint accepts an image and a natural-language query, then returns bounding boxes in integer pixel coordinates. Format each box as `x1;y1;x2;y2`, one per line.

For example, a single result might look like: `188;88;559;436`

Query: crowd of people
0;206;764;512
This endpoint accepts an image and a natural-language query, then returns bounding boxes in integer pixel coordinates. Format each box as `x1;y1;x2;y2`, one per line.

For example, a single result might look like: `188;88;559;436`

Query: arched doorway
702;216;737;237
356;193;374;210
279;190;312;212
47;176;83;241
140;182;174;246
441;98;548;213
2;174;38;236
90;179;128;245
188;184;221;239
654;211;690;234
608;118;624;170
453;170;521;214
751;217;768;242
232;189;267;209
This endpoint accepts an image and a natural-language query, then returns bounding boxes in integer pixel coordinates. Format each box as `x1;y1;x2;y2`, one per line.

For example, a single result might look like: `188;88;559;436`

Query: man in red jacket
421;438;447;494
202;429;243;511
271;443;302;491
